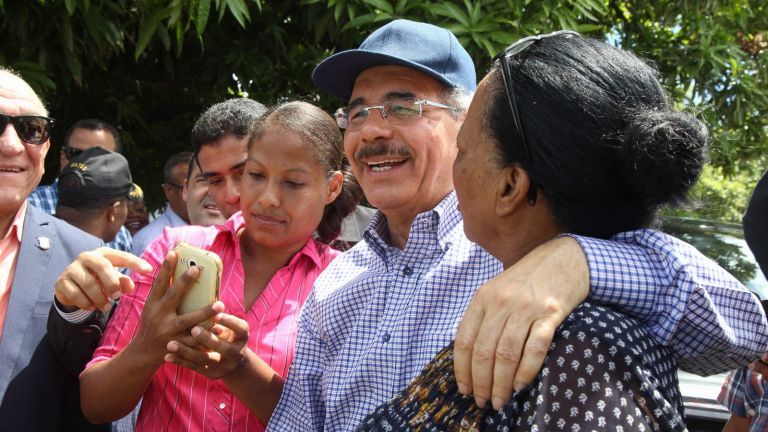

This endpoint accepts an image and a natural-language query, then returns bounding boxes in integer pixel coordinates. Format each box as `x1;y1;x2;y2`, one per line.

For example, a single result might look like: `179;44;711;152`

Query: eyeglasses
494;30;580;204
163;181;184;191
62;145;83;160
493;30;580;161
335;97;457;130
0;113;55;145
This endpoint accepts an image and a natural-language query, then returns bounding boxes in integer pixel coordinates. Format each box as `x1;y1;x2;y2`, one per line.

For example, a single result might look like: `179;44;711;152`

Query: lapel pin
36;236;50;251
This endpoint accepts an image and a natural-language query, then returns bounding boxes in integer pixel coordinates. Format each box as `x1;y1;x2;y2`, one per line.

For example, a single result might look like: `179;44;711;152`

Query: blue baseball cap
313;19;477;102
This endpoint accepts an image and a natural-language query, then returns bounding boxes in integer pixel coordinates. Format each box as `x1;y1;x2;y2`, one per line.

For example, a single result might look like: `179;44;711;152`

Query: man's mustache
355;140;412;160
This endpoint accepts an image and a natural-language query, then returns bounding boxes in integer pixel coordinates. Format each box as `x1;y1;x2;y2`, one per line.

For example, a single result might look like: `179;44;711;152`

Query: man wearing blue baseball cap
261;19;768;431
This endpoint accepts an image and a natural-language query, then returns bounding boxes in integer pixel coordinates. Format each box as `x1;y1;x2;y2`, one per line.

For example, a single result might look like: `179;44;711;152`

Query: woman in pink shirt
79;101;362;431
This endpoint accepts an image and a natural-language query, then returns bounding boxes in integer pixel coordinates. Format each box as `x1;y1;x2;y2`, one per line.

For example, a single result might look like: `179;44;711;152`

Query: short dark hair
163;151;193;183
191;98;267;162
64;119;122;153
249;101;363;243
485;34;708;238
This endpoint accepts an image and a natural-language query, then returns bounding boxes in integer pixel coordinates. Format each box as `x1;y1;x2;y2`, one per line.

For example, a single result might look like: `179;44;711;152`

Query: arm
47;247;153;374
579;229;768;374
80;252;217;424
454;231;768;409
46;302;105;375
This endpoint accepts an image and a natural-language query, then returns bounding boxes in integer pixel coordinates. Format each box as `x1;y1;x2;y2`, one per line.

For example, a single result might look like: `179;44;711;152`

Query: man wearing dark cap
55;146;135;244
262;19;768;430
28;118;133;253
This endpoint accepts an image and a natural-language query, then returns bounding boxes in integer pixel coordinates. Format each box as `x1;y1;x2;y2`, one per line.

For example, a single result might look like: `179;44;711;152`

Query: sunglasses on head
493;30;580;204
0;113;55;145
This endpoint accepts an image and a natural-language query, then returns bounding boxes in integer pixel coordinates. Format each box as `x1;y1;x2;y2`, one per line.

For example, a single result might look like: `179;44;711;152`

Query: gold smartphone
173;241;223;328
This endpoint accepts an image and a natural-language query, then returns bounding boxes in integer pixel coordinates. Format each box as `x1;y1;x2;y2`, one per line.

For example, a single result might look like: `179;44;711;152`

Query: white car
663;217;768;431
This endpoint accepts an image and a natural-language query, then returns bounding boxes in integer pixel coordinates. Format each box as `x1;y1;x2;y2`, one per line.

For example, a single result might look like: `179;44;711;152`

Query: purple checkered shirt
267;191;768;432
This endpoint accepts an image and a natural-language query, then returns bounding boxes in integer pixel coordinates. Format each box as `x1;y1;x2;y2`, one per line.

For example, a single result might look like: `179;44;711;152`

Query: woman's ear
325;171;343;205
496;165;533;216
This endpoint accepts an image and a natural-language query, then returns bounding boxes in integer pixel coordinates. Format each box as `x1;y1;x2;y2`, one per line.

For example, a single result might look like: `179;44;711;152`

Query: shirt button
381;332;391;342
219;403;226;409
402;266;413;276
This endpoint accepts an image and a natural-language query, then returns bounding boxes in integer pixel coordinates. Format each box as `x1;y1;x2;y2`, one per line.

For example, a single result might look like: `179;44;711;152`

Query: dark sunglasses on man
61;145;83;161
0;113;55;145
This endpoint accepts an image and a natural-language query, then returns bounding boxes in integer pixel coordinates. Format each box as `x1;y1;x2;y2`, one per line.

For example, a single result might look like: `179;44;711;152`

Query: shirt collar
220;211;325;269
2;201;27;243
162;203;187;226
364;190;462;253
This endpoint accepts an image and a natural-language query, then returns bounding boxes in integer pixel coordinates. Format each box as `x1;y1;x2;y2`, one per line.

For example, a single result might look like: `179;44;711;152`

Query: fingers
146;251;177;304
189;314;249;353
454;298;485;396
213;313;249;340
751;353;768;377
174;302;220;331
55;249;121;311
467;306;510;408
147;251;200;309
512;317;558;393
95;247;154;274
165;340;222;374
55;274;105;311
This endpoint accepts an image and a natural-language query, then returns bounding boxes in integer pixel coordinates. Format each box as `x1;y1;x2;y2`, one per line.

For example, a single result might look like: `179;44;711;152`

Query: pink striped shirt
87;212;339;432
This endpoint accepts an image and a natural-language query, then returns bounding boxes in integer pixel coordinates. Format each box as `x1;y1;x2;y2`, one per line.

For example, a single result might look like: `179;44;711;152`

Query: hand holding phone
173;242;223;328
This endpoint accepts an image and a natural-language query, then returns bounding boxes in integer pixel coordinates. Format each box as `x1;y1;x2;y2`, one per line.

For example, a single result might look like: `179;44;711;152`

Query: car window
663;218;768;300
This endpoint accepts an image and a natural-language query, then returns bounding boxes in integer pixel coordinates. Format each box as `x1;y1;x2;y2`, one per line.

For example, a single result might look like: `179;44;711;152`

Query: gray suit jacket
0;205;107;431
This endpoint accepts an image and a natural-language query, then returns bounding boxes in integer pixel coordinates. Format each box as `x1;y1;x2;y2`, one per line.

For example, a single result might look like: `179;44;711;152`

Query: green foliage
666;163;767;222
0;0;765;214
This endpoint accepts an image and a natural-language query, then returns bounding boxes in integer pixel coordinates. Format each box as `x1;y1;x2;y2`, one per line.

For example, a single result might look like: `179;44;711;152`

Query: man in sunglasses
28;118;134;254
0;68;106;430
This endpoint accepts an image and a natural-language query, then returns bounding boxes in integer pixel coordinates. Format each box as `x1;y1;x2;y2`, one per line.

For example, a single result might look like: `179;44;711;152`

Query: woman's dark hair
248;101;363;243
486;34;709;238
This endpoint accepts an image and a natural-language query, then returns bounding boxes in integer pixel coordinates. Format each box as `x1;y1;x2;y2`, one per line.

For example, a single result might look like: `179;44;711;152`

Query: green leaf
168;1;183;28
61;16;74;52
340;12;378;32
135;15;161;60
197;0;212;37
361;0;394;15
334;0;344;23
64;0;77;15
431;2;470;27
225;0;251;28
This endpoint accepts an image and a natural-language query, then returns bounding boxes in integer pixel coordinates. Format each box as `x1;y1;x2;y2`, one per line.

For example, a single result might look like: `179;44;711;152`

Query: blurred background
0;0;765;215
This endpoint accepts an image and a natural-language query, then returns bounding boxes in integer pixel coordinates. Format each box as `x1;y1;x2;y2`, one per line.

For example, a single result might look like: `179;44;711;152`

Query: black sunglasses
0;113;55;145
62;145;83;160
493;30;580;204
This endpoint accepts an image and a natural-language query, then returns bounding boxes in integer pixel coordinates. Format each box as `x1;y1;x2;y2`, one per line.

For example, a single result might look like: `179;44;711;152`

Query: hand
453;236;589;410
164;308;250;380
54;247;153;312
134;251;219;363
748;353;768;377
